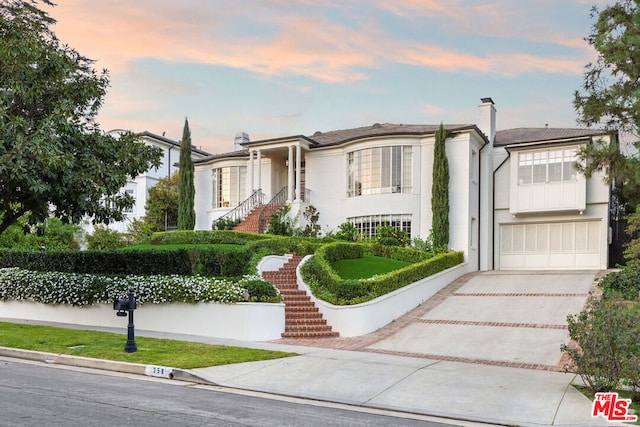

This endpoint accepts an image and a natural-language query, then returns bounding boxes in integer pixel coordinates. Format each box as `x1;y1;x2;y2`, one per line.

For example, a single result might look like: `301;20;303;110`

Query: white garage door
500;221;601;270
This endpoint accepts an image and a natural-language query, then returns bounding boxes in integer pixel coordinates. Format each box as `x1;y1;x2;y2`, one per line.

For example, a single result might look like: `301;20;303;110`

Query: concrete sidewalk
191;343;621;427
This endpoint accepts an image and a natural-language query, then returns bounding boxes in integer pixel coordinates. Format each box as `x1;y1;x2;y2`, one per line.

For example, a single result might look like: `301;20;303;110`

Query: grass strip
0;322;295;369
331;255;411;280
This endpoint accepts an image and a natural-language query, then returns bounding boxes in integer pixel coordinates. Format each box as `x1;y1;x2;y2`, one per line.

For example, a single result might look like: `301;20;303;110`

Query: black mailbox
113;297;137;313
113;287;138;353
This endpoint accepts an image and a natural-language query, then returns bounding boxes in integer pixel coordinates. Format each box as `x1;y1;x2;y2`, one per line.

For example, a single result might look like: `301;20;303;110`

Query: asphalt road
0;357;460;427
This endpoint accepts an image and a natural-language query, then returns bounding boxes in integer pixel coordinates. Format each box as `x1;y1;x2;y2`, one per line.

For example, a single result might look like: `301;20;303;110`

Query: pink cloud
48;0;589;86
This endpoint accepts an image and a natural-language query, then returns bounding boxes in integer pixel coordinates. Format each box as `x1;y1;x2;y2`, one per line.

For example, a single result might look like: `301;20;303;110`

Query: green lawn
331;255;411;280
0;323;295;369
121;243;244;251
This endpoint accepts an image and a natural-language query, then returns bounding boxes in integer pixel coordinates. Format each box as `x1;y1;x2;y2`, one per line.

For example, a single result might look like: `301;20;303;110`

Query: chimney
478;97;496;144
234;132;250;151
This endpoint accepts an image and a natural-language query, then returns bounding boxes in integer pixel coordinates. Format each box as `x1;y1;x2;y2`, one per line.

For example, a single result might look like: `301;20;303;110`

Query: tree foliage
431;123;450;250
144;173;178;232
0;1;162;235
574;1;640;210
177;118;195;230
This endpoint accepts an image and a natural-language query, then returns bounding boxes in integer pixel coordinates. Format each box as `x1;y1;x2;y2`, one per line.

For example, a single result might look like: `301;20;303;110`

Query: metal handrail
211;189;264;229
257;187;289;234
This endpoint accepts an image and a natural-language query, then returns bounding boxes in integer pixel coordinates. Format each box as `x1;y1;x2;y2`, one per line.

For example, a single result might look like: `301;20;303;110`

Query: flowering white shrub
0;268;267;306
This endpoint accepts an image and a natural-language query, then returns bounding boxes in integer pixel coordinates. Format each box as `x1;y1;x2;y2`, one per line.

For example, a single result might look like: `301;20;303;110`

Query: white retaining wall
297;256;469;337
0;301;285;341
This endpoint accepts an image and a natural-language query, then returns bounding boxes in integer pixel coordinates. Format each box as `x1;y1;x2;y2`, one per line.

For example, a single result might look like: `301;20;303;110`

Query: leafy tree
0;1;162;235
431;123;450;250
0;216;81;250
573;0;640;210
144;173;179;232
178;118;196;230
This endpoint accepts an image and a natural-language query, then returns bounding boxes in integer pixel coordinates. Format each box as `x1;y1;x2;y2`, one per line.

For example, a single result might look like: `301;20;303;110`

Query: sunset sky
47;0;606;154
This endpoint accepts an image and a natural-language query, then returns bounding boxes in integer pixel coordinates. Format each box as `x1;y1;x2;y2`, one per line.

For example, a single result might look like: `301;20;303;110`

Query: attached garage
499;221;602;270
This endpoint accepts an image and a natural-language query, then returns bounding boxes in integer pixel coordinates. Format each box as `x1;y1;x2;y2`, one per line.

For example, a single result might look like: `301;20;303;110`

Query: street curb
0;346;220;386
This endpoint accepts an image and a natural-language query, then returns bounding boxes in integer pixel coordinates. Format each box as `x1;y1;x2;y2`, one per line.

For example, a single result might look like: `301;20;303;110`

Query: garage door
500;221;601;270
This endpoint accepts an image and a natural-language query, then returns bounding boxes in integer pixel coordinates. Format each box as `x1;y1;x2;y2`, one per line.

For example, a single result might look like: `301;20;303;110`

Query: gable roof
494;128;611;147
138;131;212;157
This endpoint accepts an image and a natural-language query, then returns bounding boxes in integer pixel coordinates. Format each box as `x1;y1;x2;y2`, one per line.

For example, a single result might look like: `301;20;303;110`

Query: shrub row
247;236;327;257
598;267;640;300
0;247;254;278
562;297;640;399
300;242;463;305
148;230;270;246
0;267;264;306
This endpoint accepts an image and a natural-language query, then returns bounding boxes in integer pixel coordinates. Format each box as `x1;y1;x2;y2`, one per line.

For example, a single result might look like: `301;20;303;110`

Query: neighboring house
193;98;616;271
84;130;210;234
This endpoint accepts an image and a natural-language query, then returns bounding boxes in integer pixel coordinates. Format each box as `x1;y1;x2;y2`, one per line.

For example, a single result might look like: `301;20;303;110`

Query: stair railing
211;189;264;230
257;187;289;234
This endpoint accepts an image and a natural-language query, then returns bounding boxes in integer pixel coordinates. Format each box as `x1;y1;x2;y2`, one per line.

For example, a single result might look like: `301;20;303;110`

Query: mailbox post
113;286;137;353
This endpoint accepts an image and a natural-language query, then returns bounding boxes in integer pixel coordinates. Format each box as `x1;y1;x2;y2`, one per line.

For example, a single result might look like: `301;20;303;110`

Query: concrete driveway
366;271;597;370
277;270;598;371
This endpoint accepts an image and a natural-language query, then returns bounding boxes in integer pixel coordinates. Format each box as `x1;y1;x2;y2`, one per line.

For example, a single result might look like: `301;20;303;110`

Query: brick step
285;316;327;326
281;294;311;301
285;305;319;314
265;278;297;286
285;324;334;333
285;311;323;321
283;300;315;308
281;331;340;339
278;289;308;296
263;271;298;282
282;295;311;306
280;294;310;301
273;283;299;289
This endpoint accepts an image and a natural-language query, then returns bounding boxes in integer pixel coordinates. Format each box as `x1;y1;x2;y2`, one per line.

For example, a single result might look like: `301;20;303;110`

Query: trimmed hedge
0;247;254;277
300;243;463;305
148;230;270;246
247;236;327;257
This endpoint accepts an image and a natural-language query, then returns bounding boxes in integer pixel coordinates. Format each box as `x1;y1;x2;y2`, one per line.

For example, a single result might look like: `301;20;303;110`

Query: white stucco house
193;98;617;271
84;131;210;234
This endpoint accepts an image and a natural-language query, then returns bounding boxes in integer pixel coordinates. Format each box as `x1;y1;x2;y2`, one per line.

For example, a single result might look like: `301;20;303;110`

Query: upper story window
123;188;135;214
212;166;247;208
518;148;577;185
347;146;412;197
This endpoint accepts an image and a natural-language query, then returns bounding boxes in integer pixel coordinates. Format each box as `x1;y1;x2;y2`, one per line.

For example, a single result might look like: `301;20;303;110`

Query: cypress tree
431;123;450;250
177;118;196;230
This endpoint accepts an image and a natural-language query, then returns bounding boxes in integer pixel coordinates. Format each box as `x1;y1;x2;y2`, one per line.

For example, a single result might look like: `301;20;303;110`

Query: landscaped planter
0;300;285;341
297;255;469;337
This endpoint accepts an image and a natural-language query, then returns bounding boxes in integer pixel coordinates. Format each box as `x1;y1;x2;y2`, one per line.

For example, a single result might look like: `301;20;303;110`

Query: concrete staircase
233;203;285;234
262;255;339;339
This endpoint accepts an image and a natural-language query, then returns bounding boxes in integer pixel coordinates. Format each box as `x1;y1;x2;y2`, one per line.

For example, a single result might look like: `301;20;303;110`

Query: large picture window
348;214;412;239
347;146;412;197
212;166;247;208
518;148;577;185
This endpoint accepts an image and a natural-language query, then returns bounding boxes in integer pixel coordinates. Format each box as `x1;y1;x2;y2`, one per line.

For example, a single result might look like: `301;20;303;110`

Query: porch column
256;149;262;192
295;144;301;201
248;149;254;192
287;145;294;202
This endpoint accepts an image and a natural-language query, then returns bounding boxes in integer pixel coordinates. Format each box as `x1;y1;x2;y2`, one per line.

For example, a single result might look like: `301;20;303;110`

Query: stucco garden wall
0;300;285;341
